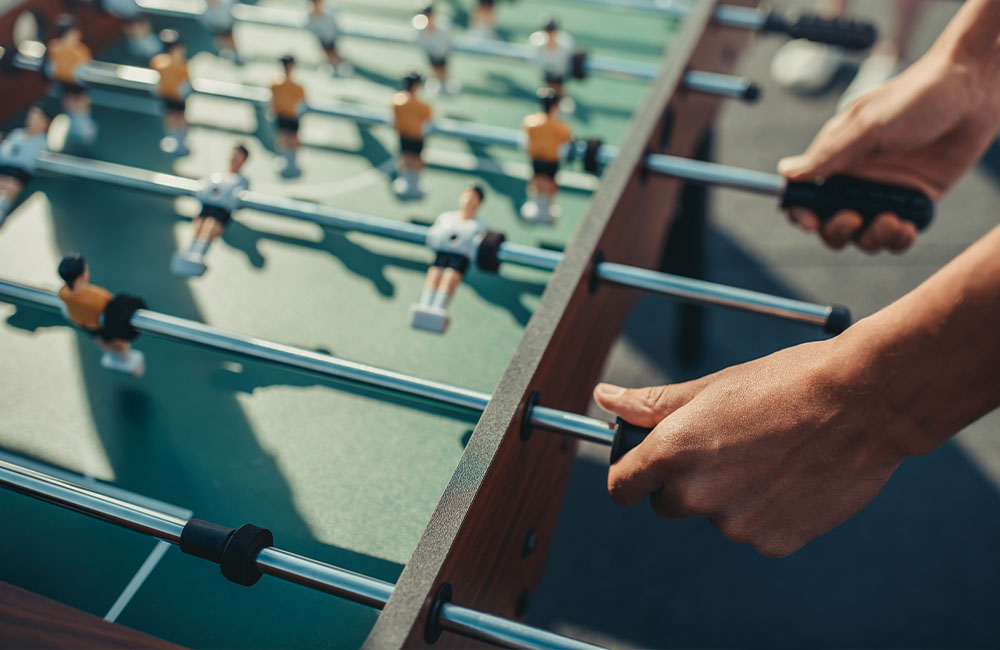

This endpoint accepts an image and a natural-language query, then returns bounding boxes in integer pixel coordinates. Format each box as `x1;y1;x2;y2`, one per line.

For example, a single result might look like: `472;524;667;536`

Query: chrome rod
0;458;599;649
440;602;604;650
32;153;842;330
0;458;187;542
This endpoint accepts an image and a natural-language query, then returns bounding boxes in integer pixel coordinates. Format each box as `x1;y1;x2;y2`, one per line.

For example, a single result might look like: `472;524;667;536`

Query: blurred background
528;1;1000;647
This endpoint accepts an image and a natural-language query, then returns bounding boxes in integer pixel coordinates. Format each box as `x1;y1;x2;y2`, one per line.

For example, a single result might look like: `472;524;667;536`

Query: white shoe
409;304;449;333
392;174;423;200
101;349;146;377
160;135;189;157
770;39;845;93
68;116;98;145
424;77;442;97
278;157;302;178
837;52;902;112
170;252;207;277
520;198;558;225
559;97;576;115
335;61;354;77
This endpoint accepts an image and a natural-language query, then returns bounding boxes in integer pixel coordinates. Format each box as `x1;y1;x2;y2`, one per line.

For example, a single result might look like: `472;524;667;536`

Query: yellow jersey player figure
391;72;432;200
47;16;97;144
201;0;240;64
0;103;53;227
410;184;487;334
150;30;192;158
57;253;148;377
413;3;459;96
271;55;306;179
470;0;497;40
171;144;250;277
306;0;353;77
529;16;576;114
521;87;571;225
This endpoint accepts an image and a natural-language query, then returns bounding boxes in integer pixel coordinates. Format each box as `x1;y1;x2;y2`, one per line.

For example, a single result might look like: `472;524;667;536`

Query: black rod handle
764;12;878;50
610;418;653;465
782;175;934;231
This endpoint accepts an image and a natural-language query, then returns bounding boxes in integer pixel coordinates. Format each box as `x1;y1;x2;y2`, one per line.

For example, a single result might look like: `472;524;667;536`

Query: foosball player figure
57;253;148;377
391;72;432;200
271;55;306;178
521;87;571;225
410;184;495;334
150;30;191;157
413;3;458;95
529;16;576;114
101;0;162;57
171;144;250;277
201;0;240;64
0;104;54;227
47;16;98;144
470;0;497;40
306;0;352;77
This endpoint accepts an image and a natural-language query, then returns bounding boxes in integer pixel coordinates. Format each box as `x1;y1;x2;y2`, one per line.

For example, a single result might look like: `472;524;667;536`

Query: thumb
778;120;875;182
593;380;703;428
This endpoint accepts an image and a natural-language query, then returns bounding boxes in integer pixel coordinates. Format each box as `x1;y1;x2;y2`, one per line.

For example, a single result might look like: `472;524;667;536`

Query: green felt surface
0;1;678;647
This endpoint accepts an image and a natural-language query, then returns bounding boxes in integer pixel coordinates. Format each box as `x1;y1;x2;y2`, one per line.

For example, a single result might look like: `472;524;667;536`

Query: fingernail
595;383;625;399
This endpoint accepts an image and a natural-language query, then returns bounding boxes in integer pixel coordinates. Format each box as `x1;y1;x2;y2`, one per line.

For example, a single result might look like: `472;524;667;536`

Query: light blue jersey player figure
306;0;353;77
0;104;53;227
100;0;162;57
410;184;488;334
171;144;250;277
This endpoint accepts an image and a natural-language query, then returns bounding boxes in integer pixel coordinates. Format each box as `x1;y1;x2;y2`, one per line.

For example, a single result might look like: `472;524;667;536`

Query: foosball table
0;0;934;647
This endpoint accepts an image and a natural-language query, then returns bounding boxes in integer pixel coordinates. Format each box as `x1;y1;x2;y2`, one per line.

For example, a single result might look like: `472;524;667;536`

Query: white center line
104;539;171;623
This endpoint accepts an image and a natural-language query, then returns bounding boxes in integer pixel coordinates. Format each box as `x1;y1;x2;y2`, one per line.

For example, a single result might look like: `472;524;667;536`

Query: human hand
593;338;911;557
779;50;1000;252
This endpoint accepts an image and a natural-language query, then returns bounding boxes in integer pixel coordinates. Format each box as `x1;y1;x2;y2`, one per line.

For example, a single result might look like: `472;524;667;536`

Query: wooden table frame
363;1;756;646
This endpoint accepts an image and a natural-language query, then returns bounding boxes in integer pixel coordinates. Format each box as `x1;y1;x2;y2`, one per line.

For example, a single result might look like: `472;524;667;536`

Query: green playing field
0;0;680;646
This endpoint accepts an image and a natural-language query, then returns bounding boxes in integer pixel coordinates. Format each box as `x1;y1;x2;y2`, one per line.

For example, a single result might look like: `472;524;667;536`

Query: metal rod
33;152;837;329
0;458;602;649
0;279;620;443
19;54;783;194
136;0;664;83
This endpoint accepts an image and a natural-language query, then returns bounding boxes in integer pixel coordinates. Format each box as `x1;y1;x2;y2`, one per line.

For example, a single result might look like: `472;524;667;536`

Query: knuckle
754;536;803;559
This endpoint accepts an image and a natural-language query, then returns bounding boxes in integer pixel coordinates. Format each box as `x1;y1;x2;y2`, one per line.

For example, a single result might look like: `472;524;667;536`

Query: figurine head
403;71;422;93
280;54;295;75
25;103;55;134
58;253;88;290
541;15;558;43
459;183;485;214
309;0;321;8
56;15;81;42
230;143;249;172
160;29;185;58
537;86;559;114
413;2;434;30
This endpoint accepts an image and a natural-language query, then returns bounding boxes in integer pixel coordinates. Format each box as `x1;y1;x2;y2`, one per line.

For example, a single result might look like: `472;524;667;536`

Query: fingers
820;210;864;249
606;423;671;508
593;380;704;428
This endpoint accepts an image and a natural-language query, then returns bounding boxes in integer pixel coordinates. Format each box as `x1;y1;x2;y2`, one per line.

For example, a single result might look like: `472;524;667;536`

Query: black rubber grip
824;305;852;335
763;12;878;51
782;175;934;231
180;518;235;563
610;418;653;465
570;51;588;80
476;230;506;273
582;139;603;174
220;523;273;586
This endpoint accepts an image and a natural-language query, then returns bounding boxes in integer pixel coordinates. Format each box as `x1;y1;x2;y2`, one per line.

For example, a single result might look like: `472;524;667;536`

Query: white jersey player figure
306;0;352;77
171;144;250;277
100;0;162;57
201;0;241;64
529;16;576;114
413;3;459;96
410;184;487;334
0;104;53;227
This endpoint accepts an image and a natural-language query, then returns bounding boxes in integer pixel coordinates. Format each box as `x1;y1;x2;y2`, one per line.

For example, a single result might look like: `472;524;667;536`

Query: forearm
841;224;1000;455
929;0;1000;89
